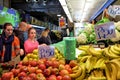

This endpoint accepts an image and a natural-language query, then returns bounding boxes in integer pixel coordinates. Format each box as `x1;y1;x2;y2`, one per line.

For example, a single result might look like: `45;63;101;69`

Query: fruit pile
1;43;120;80
23;49;39;62
54;48;65;60
23;48;65;62
77;44;120;80
0;57;84;80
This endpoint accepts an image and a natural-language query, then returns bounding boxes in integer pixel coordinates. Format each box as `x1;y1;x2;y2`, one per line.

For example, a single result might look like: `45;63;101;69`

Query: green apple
32;54;38;59
33;49;38;55
27;53;32;58
29;58;33;61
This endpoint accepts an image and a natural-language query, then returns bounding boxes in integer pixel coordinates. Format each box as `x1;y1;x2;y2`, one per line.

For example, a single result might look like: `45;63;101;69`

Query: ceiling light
57;14;61;17
59;0;67;6
26;0;40;2
59;0;73;22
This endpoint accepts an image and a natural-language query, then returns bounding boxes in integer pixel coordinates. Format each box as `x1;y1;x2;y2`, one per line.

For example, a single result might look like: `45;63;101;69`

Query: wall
0;0;10;7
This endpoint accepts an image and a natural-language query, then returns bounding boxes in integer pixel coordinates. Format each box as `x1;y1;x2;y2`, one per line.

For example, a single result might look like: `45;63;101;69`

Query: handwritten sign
38;45;55;58
94;22;116;40
107;5;116;18
113;5;120;15
107;5;120;18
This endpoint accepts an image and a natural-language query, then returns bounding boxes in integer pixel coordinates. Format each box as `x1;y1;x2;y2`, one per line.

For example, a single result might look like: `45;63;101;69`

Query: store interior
1;0;120;80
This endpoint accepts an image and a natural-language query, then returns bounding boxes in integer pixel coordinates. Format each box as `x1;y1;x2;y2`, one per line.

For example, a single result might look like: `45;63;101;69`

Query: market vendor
37;27;52;45
24;27;39;54
0;23;21;62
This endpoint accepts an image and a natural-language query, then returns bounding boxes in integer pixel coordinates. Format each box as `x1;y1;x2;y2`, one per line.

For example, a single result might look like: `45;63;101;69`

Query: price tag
38;45;55;59
107;5;120;18
113;5;120;15
94;22;116;41
107;5;116;18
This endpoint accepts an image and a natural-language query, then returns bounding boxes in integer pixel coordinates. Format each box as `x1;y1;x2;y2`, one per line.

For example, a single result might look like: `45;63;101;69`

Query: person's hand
41;43;47;46
20;49;24;56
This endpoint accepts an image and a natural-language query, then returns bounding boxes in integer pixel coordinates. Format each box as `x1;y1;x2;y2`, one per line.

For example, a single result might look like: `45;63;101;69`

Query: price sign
94;22;116;40
38;45;55;58
107;5;116;18
113;5;120;15
107;5;120;18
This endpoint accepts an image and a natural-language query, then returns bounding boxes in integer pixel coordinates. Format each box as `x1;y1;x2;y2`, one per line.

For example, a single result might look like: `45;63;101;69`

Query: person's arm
24;40;30;54
14;36;20;56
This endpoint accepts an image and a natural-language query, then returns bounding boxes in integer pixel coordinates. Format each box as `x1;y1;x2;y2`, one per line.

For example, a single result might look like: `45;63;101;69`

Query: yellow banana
88;76;106;80
117;69;120;80
108;59;120;79
79;55;91;63
78;45;89;51
104;47;119;59
88;45;102;56
110;45;120;55
98;69;105;77
94;58;106;69
78;51;88;57
105;62;112;80
86;56;98;73
78;45;90;54
85;56;92;73
72;65;79;71
109;62;118;80
109;48;120;58
70;66;82;78
75;63;86;80
110;58;120;68
114;44;120;52
93;70;100;77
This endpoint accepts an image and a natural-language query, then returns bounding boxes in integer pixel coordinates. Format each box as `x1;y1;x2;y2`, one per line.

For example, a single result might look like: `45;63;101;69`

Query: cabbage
88;32;97;44
76;32;88;44
84;23;94;34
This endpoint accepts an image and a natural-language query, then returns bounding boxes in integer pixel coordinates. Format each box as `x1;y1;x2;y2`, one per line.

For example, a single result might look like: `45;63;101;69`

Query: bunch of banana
111;44;120;55
85;56;98;73
75;63;86;80
93;57;108;69
108;58;120;79
88;76;106;80
92;69;105;77
103;46;120;59
88;45;103;57
105;61;118;80
76;44;120;80
78;45;104;57
54;48;65;60
78;45;90;55
70;65;82;79
77;55;91;63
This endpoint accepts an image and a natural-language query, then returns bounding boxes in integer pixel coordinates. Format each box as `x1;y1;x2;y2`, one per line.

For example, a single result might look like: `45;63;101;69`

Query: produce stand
1;10;120;80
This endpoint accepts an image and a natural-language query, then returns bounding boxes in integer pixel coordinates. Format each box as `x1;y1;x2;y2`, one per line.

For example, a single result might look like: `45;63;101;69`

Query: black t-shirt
37;36;51;45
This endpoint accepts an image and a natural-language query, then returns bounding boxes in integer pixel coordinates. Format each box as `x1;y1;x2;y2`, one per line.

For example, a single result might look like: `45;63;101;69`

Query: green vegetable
96;17;110;25
76;32;88;44
88;32;97;44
